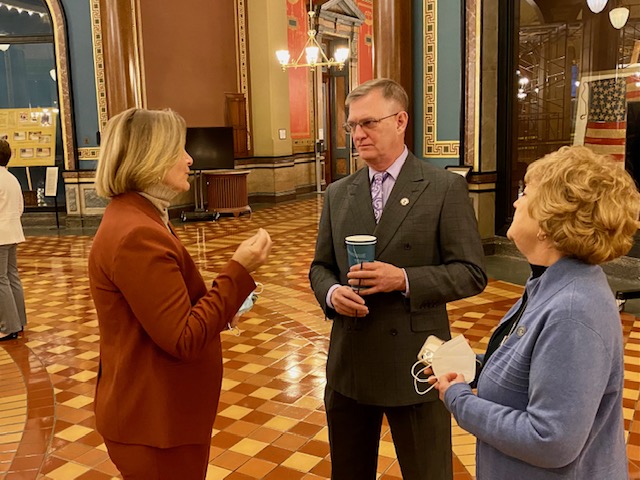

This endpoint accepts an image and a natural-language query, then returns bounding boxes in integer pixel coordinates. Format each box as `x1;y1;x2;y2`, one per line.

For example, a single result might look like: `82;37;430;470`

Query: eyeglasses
343;112;400;134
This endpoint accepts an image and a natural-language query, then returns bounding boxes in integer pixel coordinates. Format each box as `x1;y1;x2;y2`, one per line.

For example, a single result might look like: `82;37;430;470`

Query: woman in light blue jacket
431;145;640;479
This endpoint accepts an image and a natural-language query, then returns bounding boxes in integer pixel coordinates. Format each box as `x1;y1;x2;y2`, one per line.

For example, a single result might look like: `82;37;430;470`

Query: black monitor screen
185;127;235;171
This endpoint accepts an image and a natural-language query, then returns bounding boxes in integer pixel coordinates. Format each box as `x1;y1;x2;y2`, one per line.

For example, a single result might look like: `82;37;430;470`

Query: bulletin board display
0;108;58;167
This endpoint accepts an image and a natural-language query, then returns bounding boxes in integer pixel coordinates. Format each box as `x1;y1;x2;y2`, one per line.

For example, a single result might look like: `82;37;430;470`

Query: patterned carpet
0;196;638;479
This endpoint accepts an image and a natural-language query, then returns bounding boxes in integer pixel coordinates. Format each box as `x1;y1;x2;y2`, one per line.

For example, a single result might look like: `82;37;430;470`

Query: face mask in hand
227;283;264;337
237;283;264;315
411;334;476;395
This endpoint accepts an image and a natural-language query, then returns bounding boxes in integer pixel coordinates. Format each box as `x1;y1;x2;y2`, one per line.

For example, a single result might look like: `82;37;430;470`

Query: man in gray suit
309;79;486;479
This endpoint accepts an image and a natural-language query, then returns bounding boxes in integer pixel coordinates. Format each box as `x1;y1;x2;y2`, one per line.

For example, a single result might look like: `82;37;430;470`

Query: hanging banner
0;108;58;167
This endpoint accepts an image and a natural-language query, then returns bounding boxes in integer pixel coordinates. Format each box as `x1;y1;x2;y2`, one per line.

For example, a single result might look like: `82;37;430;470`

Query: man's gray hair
345;78;409;110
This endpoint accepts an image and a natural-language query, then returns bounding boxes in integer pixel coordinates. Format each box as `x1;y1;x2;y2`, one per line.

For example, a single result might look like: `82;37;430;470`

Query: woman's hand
231;228;272;273
426;369;467;402
229;314;241;329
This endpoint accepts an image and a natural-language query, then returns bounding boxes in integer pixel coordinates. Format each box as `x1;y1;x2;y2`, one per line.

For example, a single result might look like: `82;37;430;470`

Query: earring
536;231;548;241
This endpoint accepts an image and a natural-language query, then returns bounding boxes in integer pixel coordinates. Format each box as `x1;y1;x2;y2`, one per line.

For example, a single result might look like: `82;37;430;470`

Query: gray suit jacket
309;152;487;406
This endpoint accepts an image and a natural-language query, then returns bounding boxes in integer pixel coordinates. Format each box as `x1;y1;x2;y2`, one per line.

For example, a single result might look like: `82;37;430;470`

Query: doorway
321;36;350;186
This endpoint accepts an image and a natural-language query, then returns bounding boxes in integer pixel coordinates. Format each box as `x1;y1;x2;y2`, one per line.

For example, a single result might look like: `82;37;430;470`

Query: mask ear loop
227;323;241;336
253;282;264;295
411;359;437;395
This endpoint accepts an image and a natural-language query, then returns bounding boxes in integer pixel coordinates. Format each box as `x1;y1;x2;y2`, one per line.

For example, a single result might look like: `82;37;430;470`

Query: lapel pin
400;197;409;206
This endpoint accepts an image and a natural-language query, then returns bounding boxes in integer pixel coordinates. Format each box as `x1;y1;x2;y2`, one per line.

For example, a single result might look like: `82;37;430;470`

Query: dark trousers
325;386;453;480
105;439;210;480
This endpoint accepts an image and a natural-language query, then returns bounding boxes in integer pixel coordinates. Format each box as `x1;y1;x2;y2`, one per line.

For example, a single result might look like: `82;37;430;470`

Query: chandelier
586;0;608;13
276;0;349;70
609;6;630;29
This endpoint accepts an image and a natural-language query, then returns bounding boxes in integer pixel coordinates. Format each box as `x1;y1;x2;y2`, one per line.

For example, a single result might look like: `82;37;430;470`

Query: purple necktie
371;172;389;223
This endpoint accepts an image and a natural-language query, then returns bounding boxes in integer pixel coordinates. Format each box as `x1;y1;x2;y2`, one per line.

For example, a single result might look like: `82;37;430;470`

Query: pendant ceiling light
586;0;609;13
275;0;349;70
609;6;630;29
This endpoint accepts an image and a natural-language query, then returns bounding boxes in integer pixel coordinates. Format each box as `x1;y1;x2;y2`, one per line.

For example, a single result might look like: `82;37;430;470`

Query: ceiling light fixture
275;0;349;70
609;6;630;29
0;2;46;18
586;0;609;13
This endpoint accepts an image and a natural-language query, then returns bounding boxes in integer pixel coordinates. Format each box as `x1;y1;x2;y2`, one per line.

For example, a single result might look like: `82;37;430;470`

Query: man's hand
346;261;406;295
331;285;369;317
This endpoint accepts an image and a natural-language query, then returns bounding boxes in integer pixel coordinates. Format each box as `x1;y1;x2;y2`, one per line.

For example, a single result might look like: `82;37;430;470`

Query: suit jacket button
404;243;411;250
390;329;398;336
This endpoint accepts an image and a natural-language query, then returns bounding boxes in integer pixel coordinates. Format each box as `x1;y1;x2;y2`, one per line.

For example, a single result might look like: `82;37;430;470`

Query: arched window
0;0;66;208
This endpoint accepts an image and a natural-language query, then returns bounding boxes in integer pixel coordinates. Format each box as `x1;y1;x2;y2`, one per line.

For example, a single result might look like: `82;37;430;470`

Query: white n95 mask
237;283;264;315
228;283;264;337
411;334;476;395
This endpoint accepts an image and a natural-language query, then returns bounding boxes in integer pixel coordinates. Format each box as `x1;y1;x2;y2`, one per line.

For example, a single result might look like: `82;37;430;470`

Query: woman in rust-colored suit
89;108;271;480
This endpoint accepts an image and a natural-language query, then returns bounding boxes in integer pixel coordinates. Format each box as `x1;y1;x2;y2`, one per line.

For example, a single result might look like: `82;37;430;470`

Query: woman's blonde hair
525;145;640;264
95;108;186;198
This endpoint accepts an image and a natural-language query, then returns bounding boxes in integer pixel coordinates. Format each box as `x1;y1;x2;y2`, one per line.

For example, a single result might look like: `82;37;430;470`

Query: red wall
287;0;312;140
357;0;374;83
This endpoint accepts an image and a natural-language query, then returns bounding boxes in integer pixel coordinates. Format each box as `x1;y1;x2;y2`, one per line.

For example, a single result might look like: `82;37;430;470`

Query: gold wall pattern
235;0;251;151
423;0;459;159
45;0;77;170
77;148;100;160
90;0;107;131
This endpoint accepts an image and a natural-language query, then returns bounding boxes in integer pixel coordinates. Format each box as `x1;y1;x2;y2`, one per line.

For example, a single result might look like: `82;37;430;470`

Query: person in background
309;78;487;480
89;108;272;480
430;145;639;479
0;139;26;341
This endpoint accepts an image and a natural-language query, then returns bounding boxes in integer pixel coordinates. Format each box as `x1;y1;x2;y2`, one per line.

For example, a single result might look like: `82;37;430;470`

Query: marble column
373;0;413;148
98;0;143;117
246;0;292;157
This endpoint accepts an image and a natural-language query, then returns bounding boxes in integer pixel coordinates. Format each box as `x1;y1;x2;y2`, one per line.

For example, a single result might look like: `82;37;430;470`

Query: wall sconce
0;44;9;52
586;0;609;13
609;6;630;28
275;0;349;70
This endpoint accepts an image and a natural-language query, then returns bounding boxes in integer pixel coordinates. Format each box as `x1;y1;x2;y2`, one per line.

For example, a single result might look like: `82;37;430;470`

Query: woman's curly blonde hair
525;145;640;265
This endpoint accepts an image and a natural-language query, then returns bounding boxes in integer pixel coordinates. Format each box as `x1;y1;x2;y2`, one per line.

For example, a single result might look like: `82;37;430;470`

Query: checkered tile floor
1;196;639;479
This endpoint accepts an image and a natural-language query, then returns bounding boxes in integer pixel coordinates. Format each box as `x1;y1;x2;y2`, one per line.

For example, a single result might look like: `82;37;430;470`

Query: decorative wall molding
77;148;100;160
423;0;459;159
465;0;481;169
235;0;251;151
90;0;108;130
45;0;77;170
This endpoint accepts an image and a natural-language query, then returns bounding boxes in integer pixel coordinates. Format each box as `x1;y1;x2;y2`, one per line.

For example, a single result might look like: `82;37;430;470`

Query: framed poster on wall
0;108;57;167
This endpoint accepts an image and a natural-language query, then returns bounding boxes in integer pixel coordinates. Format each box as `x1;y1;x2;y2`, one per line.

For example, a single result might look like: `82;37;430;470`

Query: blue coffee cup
345;235;377;268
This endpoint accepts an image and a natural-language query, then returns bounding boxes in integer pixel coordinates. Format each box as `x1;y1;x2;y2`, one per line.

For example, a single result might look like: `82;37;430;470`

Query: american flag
584;78;626;162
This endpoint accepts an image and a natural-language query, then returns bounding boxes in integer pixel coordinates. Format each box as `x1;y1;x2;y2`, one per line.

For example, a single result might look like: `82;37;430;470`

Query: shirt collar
368;146;408;182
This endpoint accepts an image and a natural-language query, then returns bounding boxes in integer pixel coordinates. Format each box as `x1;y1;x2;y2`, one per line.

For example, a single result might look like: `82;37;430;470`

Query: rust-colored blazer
89;193;255;447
